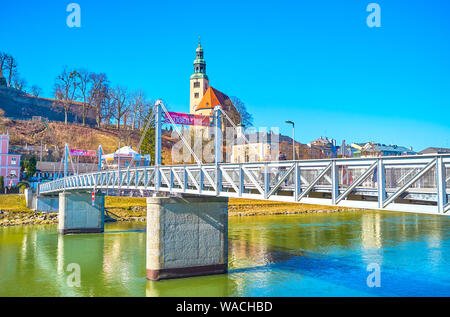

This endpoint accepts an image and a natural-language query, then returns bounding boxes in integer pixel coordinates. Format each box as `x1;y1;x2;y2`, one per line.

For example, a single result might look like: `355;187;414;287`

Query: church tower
190;38;209;114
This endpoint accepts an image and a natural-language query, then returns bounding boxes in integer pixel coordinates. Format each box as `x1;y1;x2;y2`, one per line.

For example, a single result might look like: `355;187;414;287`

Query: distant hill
0;86;96;125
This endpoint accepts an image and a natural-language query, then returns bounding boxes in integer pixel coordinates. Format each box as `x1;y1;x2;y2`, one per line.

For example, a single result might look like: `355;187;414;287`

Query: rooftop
419;147;450;154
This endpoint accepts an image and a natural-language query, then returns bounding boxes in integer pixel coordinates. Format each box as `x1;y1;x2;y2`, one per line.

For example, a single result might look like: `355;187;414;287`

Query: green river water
1;209;450;296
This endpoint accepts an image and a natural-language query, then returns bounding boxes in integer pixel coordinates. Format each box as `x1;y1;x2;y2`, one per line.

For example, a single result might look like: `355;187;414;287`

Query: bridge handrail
37;154;450;215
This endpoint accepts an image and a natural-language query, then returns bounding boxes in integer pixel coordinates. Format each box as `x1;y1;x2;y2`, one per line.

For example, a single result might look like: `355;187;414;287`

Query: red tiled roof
195;87;232;111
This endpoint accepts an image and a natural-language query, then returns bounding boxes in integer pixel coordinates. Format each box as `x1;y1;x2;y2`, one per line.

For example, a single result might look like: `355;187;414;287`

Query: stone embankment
0;210;58;226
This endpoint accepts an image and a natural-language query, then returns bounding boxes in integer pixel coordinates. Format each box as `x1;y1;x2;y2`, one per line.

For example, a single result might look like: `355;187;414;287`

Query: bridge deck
38;155;450;215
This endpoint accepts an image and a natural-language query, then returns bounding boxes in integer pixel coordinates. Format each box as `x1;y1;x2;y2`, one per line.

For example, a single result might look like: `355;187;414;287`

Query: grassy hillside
0;116;174;162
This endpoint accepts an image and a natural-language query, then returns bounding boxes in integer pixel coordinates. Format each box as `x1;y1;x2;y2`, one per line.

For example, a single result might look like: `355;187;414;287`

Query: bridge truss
39;154;450;215
38;101;450;215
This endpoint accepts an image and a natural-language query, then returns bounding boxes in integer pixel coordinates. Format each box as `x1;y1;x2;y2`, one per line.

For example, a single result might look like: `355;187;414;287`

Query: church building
189;40;240;128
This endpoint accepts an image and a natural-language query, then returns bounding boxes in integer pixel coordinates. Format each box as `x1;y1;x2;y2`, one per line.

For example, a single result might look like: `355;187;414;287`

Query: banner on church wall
70;149;97;157
164;111;211;126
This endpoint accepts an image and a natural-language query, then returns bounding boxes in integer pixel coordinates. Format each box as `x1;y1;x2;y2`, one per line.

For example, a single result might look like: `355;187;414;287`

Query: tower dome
191;37;207;79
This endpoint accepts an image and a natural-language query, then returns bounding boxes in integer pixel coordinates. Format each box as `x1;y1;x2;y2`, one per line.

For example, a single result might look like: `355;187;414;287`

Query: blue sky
1;0;449;151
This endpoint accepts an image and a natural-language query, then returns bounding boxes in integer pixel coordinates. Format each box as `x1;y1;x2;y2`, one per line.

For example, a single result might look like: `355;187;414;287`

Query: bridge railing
38;154;450;215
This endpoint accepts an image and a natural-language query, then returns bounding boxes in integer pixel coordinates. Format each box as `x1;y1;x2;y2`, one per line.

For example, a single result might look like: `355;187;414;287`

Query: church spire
191;38;207;79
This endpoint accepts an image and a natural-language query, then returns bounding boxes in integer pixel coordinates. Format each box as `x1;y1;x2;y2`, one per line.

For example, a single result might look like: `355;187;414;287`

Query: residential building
230;130;280;163
351;142;416;157
33;161;98;181
0;133;21;187
308;136;338;158
336;140;354;158
419;147;450;155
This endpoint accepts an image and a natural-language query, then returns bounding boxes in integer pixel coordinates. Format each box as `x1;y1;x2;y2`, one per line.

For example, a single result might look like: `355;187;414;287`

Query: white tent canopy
102;146;138;161
115;146;138;156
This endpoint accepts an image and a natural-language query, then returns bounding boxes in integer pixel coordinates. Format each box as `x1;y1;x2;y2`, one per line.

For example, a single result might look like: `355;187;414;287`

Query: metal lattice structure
39;154;450;215
38;101;450;215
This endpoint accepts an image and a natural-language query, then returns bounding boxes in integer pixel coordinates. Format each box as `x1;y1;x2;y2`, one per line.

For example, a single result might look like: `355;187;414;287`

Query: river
1;210;450;296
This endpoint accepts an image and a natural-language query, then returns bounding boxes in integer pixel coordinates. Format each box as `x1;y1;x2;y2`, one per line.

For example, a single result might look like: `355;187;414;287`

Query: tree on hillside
0;52;7;71
31;85;43;97
0;52;18;87
88;72;109;128
230;96;253;127
0;52;8;80
21;157;37;179
129;90;146;130
102;89;115;127
12;73;27;92
137;100;154;130
139;109;156;163
54;67;79;125
76;68;91;126
4;55;18;87
110;85;129;130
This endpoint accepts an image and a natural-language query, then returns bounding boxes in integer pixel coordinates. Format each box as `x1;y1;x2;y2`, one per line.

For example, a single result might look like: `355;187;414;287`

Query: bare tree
230;96;253;127
0;52;19;88
137;99;154;130
102;89;115;127
110;85;129;130
5;55;17;87
0;52;8;81
54;67;79;125
0;52;7;70
76;68;91;126
31;85;43;97
12;74;27;92
129;90;146;130
88;72;109;128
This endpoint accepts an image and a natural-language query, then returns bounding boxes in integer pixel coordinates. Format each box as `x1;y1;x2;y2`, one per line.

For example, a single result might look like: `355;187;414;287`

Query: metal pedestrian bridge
38;154;450;215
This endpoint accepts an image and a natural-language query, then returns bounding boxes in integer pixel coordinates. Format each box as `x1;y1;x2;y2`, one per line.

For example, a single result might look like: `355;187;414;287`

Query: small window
194;93;199;98
193;82;200;88
11;157;17;165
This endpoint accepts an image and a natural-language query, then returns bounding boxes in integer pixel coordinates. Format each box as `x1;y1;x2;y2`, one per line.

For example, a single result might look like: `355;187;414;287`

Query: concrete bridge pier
31;193;60;213
58;191;105;234
146;196;228;281
24;188;34;209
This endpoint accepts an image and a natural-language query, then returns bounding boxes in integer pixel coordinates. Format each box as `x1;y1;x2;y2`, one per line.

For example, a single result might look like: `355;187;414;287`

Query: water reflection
1;211;450;296
146;274;238;297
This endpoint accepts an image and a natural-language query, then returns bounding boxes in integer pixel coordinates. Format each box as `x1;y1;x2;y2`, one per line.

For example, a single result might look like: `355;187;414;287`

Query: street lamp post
285;120;295;161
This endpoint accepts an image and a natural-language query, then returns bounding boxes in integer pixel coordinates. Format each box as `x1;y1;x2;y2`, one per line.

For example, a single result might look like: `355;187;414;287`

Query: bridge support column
32;194;60;213
58;192;105;234
146;196;228;281
24;188;34;209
